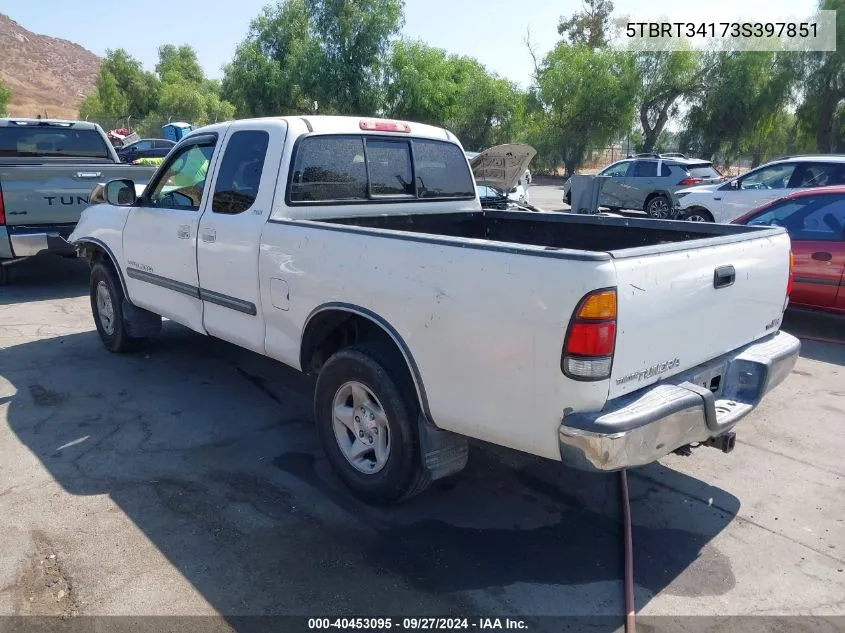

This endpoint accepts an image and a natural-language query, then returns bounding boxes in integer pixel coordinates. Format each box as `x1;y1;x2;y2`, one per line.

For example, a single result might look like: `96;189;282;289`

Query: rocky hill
0;13;101;119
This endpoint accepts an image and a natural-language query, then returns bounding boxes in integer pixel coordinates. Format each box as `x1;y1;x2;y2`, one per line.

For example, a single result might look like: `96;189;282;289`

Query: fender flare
301;302;435;426
74;237;128;297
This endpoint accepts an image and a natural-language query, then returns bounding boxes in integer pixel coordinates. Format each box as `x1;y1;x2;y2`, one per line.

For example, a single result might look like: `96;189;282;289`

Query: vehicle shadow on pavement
0;256;89;305
1;324;740;624
782;309;845;366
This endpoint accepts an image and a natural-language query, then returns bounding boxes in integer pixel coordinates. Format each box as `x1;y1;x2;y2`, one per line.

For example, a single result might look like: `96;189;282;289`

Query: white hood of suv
470;144;536;192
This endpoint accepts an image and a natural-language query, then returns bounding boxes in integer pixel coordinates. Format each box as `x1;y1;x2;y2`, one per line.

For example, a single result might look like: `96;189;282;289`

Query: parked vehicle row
732;186;845;314
0;118;157;284
562;156;724;218
69;115;798;505
675;155;845;223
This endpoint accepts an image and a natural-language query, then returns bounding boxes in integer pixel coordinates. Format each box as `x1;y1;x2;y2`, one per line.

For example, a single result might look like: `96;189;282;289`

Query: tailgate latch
713;265;735;289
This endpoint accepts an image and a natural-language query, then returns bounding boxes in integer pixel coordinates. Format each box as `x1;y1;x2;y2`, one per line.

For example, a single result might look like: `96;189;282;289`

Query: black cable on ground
620;469;636;633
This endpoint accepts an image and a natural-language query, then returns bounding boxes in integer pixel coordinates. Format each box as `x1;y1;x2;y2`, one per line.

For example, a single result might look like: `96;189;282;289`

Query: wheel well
644;191;670;206
77;241;127;294
300;309;422;407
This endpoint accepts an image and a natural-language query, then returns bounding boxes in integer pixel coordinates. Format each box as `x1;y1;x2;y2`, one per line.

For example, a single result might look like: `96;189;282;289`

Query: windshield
0;126;111;159
477;183;505;198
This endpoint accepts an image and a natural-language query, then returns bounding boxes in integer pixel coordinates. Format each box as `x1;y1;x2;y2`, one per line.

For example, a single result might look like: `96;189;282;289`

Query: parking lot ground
1;256;844;630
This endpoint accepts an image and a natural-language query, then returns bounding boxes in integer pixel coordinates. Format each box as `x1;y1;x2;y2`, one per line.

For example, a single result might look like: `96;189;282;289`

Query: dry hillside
0;13;101;119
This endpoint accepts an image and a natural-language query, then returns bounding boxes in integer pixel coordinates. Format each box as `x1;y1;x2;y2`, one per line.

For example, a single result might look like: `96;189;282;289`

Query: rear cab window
287;134;474;204
0;124;111;159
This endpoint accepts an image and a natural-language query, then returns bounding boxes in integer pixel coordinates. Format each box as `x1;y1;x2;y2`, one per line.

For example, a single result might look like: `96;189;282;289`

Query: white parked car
675;155;845;222
69;115;799;505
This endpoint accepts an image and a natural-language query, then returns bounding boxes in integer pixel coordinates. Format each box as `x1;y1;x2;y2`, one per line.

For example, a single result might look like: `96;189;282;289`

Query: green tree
384;40;523;149
557;0;615;48
680;52;798;164
797;0;845;151
635;50;710;152
221;0;319;116
156;45;205;85
223;0;403;116
0;77;12;116
534;43;637;175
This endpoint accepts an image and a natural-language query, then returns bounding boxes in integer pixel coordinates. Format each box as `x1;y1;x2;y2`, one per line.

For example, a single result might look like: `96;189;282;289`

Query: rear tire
678;208;714;222
90;262;145;353
645;194;672;219
314;343;429;505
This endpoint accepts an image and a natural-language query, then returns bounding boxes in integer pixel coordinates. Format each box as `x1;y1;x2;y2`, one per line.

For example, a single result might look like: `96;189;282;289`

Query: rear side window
212;130;270;214
0;126;111;159
794;162;845;188
632;161;657;177
688;163;722;179
288;135;474;204
289;137;367;202
660;163;673;177
412;139;475;199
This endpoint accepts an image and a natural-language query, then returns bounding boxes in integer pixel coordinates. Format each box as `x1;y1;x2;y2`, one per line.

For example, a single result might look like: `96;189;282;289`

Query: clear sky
0;0;819;88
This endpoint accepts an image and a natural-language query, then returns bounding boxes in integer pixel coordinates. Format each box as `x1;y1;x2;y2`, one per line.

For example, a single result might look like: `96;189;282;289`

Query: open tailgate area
608;230;792;400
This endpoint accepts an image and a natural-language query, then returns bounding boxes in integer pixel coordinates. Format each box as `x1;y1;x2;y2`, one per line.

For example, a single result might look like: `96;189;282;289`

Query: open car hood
470;144;536;192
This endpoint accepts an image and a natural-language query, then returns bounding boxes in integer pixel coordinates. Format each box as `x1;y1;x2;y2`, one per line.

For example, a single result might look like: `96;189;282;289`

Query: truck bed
317;210;769;256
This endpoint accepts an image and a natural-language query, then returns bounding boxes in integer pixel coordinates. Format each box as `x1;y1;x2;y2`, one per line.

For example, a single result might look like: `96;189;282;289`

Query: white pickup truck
69;116;800;504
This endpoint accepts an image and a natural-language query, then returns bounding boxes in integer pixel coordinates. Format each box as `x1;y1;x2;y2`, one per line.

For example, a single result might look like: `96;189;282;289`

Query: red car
732;186;845;315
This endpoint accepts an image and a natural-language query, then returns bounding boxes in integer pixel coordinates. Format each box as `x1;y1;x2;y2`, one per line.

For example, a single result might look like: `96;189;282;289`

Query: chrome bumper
559;331;801;471
7;229;74;258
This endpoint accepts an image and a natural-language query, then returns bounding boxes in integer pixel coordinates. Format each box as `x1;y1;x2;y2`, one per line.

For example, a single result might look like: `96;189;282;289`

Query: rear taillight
679;177;703;186
562;288;617;381
0;181;5;225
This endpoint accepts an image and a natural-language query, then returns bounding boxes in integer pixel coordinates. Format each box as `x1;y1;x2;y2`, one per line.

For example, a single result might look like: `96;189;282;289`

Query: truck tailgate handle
713;265;735;289
74;171;103;179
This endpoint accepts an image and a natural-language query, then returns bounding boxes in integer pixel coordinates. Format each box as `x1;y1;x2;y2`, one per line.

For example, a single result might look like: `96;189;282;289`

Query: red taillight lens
359;119;411;133
566;322;617;356
562;288;617;381
0;181;5;225
679;177;703;186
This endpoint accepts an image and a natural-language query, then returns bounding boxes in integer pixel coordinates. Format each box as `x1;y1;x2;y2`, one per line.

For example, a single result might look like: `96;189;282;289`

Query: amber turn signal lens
576;290;617;320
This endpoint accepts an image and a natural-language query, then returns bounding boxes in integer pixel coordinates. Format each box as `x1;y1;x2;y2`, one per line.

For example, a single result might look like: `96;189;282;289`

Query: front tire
89;262;145;353
645;194;672;219
314;344;429;505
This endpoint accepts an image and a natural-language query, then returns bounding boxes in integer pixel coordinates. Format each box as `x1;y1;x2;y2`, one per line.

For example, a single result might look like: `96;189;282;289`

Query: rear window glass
366;139;413;196
688;163;722;179
289;137;367;202
0;126;111;159
412;139;475;199
288;135;474;203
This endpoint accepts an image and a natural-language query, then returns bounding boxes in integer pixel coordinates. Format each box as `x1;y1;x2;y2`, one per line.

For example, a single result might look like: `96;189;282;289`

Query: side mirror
105;179;137;206
731;179;740;190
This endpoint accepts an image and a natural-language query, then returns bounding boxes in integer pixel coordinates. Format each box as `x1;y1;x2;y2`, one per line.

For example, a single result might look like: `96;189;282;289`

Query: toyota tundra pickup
68;116;800;505
0;118;157;284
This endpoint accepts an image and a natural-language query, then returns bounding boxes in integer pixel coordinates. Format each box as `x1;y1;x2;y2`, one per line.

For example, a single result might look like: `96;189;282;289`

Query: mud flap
417;414;468;481
122;300;162;338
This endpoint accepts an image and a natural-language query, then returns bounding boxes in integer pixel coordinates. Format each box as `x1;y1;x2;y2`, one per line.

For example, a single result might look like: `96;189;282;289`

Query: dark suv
117;138;176;163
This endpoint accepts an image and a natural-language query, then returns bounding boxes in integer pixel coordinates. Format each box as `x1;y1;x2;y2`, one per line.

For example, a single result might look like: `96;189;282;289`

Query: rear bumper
4;225;76;259
558;330;800;471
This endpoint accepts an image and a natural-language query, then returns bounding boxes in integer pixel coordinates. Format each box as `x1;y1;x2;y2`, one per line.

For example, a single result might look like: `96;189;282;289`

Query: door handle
713;265;735;289
176;225;191;240
201;228;216;243
812;251;832;262
74;171;103;180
